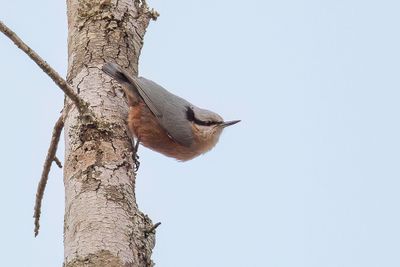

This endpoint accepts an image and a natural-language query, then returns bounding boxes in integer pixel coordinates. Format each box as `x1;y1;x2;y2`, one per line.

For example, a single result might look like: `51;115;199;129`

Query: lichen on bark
63;0;158;266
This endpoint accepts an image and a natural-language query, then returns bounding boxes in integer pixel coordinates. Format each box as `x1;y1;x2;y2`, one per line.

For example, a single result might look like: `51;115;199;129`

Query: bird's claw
132;138;140;172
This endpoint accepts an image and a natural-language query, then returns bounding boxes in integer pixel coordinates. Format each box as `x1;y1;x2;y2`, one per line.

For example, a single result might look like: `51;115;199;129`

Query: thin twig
144;222;161;237
0;20;86;113
54;156;63;168
34;115;64;237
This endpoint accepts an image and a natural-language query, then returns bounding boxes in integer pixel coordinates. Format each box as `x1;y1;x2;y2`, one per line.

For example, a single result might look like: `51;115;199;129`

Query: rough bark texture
63;0;156;266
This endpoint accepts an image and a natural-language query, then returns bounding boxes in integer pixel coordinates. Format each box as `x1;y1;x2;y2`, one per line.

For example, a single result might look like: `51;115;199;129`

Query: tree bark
63;0;157;266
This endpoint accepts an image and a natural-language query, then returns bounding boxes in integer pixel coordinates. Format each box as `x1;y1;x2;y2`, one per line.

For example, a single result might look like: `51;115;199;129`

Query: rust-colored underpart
128;102;201;161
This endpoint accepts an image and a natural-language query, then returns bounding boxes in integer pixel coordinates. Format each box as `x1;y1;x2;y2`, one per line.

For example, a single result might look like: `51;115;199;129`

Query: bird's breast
128;102;201;161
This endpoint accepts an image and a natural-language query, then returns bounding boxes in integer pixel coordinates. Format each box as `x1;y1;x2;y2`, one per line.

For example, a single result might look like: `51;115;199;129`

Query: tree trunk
63;0;156;266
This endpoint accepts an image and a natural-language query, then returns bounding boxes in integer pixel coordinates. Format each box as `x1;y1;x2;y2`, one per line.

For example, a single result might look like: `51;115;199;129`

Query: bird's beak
221;120;241;128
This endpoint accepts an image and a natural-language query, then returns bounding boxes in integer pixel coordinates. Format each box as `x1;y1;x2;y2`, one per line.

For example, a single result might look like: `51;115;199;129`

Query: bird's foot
132;138;140;172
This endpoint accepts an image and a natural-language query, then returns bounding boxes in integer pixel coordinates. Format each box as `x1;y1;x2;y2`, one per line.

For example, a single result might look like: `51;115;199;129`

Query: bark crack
63;0;158;266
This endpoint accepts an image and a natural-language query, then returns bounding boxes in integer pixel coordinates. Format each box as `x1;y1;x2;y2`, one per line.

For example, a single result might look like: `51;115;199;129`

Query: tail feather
102;63;130;84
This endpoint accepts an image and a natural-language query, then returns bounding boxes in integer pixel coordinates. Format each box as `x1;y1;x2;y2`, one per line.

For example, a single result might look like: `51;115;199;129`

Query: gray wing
130;77;194;147
102;63;194;147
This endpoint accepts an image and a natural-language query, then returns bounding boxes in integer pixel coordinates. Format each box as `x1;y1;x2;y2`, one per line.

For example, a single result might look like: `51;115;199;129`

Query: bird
102;63;240;161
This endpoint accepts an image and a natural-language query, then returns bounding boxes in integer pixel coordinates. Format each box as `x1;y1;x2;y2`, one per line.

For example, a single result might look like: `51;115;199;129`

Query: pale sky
1;0;400;266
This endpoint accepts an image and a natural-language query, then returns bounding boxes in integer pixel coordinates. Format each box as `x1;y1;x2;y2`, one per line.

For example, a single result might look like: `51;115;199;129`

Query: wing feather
102;63;194;147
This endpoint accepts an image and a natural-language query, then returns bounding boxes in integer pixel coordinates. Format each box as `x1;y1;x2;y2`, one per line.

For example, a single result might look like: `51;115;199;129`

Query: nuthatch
103;63;240;161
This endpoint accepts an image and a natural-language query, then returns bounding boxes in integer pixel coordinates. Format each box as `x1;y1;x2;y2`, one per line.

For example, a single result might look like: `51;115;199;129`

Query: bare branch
34;115;64;237
0;20;87;113
144;222;161;237
54;156;63;168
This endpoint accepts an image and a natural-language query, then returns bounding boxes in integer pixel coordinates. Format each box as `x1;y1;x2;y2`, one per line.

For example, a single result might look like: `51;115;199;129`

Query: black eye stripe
186;107;220;126
196;120;214;126
186;106;195;121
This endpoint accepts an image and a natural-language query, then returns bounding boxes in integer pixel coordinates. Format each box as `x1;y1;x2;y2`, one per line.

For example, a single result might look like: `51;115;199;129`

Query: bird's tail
102;63;131;84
